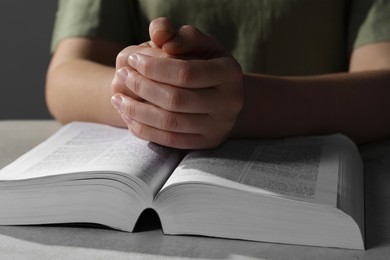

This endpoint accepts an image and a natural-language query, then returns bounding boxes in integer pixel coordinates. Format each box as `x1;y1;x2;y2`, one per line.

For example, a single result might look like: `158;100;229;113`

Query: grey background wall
0;1;58;119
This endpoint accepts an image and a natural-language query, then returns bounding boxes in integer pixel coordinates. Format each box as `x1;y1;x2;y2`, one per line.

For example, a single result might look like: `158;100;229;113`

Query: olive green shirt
51;0;390;75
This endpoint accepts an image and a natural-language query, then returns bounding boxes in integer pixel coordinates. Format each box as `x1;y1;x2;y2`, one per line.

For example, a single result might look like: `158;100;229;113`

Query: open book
0;122;364;249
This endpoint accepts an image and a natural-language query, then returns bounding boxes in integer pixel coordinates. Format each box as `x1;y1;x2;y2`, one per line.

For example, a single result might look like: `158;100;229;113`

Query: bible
0;122;364;249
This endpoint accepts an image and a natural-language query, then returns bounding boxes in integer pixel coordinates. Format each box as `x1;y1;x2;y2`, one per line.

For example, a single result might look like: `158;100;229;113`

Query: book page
161;136;342;205
242;138;323;200
0;122;182;196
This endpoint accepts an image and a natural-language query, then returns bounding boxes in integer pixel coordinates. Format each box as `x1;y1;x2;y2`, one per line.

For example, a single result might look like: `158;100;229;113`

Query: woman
46;0;390;149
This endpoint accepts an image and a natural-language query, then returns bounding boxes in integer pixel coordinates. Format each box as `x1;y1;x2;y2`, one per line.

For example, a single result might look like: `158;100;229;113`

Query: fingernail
111;95;122;112
116;68;128;82
128;54;138;68
152;28;166;38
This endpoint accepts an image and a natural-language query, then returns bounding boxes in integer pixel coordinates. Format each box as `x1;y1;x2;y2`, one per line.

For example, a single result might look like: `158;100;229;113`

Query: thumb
149;17;176;47
162;25;226;58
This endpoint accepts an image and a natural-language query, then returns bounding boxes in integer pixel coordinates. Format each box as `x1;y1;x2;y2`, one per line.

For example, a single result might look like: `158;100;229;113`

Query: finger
128;120;210;149
116;45;171;69
114;94;211;134
162;25;226;57
111;67;144;101
125;69;218;113
128;53;239;88
149;17;176;47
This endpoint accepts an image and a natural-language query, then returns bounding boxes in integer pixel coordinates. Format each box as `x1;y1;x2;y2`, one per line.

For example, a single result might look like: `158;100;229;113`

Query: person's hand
112;18;244;149
111;18;177;102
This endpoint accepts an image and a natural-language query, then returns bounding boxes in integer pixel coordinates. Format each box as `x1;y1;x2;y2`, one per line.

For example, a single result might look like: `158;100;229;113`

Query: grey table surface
0;120;389;260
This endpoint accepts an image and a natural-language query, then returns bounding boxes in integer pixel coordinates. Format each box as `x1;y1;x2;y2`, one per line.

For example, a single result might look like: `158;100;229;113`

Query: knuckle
138;58;154;76
115;52;126;68
111;76;128;95
177;60;192;86
128;71;143;95
164;89;186;111
123;99;137;117
160;112;178;131
111;80;122;94
116;46;135;68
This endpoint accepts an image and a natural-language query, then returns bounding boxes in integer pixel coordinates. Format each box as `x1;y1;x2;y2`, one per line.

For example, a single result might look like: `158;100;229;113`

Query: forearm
46;59;125;127
233;70;390;143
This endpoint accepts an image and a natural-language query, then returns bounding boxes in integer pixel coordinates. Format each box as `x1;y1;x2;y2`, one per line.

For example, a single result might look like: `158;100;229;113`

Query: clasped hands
111;18;243;149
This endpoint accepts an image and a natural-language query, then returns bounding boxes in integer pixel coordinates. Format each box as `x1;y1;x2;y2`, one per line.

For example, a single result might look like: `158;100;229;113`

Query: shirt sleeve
51;0;142;52
348;0;390;51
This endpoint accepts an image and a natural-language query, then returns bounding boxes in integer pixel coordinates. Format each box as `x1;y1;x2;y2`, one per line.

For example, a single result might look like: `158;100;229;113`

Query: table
0;120;389;260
